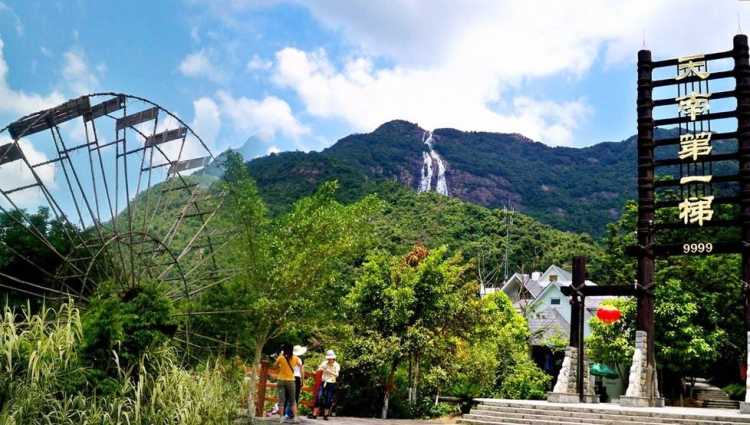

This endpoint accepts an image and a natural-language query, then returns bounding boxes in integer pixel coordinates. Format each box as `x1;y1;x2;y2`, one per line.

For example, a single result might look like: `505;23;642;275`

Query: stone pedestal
741;332;750;414
619;331;664;407
547;346;597;403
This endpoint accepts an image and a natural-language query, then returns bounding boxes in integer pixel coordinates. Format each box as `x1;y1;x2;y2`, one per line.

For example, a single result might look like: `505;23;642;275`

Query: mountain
230;120;646;236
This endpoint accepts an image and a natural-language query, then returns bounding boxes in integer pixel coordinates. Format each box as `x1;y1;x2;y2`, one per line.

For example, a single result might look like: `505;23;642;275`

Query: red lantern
596;305;622;324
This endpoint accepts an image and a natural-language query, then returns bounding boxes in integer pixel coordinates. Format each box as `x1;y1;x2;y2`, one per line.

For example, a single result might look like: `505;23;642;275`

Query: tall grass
0;302;239;425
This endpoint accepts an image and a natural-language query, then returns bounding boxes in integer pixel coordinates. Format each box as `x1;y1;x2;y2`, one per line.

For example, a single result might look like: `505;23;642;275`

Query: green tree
586;298;636;382
451;291;550;401
346;245;519;417
196;153;380;417
592;201;740;393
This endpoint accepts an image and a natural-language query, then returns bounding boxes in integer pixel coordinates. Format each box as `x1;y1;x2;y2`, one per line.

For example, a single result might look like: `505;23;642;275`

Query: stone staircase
692;379;740;410
459;399;750;425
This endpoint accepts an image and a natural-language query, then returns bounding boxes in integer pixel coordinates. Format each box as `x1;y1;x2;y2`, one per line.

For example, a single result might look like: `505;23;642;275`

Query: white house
482;264;615;344
481;264;624;399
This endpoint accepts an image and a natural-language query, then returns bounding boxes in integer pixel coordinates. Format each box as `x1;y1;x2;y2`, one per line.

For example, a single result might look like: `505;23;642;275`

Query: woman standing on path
274;344;302;423
312;350;340;420
286;345;307;418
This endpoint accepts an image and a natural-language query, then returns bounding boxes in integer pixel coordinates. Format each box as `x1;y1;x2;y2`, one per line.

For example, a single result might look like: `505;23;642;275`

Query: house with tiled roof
481;264;623;398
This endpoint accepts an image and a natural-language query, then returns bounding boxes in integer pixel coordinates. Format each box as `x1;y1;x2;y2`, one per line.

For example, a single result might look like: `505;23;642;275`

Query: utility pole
504;203;513;281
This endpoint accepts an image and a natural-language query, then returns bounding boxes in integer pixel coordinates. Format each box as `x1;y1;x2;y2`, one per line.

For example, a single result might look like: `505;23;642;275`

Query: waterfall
419;150;433;192
417;130;449;196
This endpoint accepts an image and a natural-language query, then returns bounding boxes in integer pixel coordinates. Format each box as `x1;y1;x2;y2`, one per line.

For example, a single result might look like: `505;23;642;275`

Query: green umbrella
590;363;618;379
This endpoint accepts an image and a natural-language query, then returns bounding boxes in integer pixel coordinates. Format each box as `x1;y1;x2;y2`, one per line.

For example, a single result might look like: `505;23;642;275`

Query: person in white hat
287;345;307;418
312;350;340;420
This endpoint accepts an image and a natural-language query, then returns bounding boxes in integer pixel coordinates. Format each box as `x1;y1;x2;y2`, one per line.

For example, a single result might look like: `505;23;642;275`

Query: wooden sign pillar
572;256;586;402
548;256;596;403
637;48;657;402
621;49;662;408
735;34;750;413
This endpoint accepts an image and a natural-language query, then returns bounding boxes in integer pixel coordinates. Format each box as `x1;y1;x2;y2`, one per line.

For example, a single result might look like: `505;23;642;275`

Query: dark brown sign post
627;34;750;408
636;48;657;405
555;35;750;408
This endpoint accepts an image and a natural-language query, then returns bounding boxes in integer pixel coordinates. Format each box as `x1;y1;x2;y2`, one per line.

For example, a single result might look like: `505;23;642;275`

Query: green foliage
80;282;177;382
656;278;725;377
723;383;746;401
0;207;81;306
593;200;741;391
0;302;238;424
586;298;636;381
448;292;549;401
224;121;681;236
342;249;548;417
372;183;600;274
343;246;480;417
497;355;551;400
195;153;380;357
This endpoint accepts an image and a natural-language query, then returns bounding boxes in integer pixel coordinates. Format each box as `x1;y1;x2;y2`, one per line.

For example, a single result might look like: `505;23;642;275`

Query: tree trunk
412;353;420;405
382;363;397;419
381;390;390;420
247;339;266;419
407;356;414;405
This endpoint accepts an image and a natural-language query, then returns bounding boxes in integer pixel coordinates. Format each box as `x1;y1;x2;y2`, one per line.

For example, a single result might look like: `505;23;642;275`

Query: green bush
724;383;746;401
497;358;551;400
0;301;239;424
81;282;177;381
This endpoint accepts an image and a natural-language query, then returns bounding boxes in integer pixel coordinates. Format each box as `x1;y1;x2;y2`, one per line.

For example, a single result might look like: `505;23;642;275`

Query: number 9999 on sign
682;242;713;254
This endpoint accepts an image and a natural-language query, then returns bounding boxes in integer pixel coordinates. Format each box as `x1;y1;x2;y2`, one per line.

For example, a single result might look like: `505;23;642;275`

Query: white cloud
0;136;55;208
178;49;225;83
215;90;309;142
247;54;272;71
258;0;748;146
273;47;589;146
301;0;745;72
62;49;100;95
266;145;280;155
190;97;221;147
0;37;65;117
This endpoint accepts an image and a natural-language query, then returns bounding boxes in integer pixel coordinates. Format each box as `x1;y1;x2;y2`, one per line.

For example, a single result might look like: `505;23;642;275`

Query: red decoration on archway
596;305;622;324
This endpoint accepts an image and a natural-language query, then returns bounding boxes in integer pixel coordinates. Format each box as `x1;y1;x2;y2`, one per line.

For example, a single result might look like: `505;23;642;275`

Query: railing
242;360;321;417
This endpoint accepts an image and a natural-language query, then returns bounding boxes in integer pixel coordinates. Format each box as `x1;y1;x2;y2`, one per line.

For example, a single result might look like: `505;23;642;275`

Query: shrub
81;282;177;380
497;357;551;400
724;383;746;401
0;301;239;424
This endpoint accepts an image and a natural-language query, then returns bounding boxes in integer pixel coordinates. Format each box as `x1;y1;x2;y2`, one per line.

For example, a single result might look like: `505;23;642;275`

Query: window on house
551;298;561;305
549;275;558;282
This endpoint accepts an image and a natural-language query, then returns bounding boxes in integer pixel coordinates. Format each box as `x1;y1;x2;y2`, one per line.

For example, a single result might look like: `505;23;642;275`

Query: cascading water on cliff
417;130;449;196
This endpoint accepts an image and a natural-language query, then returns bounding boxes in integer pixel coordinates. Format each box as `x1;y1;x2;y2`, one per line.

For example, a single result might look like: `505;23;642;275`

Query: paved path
244;416;455;425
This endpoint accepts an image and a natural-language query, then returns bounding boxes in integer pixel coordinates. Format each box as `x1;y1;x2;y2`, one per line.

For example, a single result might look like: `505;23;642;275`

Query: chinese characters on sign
675;54;710;80
678;132;712;160
675;54;714;226
678;195;715;226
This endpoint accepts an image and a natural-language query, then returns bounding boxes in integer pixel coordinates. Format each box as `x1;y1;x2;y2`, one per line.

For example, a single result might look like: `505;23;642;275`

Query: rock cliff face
217;119;652;236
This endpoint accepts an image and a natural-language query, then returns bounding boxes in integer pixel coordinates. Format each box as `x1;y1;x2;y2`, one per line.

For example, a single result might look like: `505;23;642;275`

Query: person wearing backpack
273;344;302;423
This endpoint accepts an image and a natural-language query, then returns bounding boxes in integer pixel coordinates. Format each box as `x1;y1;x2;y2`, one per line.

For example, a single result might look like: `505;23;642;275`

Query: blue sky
1;0;749;159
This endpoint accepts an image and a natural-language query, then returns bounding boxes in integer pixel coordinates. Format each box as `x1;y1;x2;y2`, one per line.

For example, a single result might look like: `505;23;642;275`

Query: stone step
459;416;610;425
471;409;743;425
702;400;740;409
471;407;734;425
467;411;681;425
473;400;750;424
696;392;731;401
